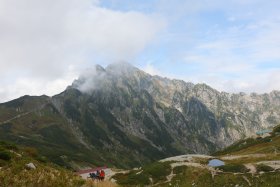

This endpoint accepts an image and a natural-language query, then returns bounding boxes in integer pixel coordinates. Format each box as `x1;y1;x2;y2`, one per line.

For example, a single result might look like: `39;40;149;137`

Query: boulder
26;162;36;170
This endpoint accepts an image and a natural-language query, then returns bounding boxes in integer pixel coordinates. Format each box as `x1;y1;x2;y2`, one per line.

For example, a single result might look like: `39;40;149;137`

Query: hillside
0;141;84;187
214;124;280;156
1;63;280;169
111;153;280;187
0;95;102;170
111;126;280;186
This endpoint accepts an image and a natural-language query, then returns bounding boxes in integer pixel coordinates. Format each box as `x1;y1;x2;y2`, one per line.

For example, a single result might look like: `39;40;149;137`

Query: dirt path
242;176;252;186
160;154;213;163
170;162;205;169
244;163;257;173
0;111;32;125
0;103;48;125
220;154;266;160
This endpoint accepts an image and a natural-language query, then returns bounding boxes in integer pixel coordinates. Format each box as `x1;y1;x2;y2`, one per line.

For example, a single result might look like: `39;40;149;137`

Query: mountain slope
1;63;280;168
112;153;280;187
0;141;84;187
214;124;280;156
112;126;280;187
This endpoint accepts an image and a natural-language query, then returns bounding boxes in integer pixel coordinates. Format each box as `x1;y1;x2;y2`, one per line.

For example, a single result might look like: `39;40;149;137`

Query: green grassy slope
213;125;280;156
0;94;172;169
160;165;280;187
111;125;280;187
112;159;280;187
0;141;84;187
0;95;98;169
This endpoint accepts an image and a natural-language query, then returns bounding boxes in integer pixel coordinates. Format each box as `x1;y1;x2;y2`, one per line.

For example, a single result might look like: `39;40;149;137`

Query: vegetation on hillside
111;126;280;187
112;160;280;187
217;163;249;173
0;141;85;187
112;161;172;186
162;166;280;187
3;64;280;171
213;124;280;156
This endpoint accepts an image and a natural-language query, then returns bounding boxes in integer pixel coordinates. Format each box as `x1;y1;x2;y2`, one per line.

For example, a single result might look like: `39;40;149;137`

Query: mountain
1;63;280;168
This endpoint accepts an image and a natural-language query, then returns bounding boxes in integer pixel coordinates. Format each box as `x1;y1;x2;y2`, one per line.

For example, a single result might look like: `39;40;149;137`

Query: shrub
256;164;274;172
0;159;7;166
0;150;12;161
126;172;150;185
23;147;38;158
143;162;171;183
173;165;187;174
272;125;280;136
0;141;18;151
273;125;280;133
113;171;150;186
113;162;172;185
217;164;249;173
36;156;48;163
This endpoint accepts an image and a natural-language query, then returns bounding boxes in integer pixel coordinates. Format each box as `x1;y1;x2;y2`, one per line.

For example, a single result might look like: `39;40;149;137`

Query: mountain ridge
0;63;280;168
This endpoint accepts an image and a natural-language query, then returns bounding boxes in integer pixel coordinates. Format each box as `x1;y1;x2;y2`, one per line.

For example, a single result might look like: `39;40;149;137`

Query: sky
0;0;280;102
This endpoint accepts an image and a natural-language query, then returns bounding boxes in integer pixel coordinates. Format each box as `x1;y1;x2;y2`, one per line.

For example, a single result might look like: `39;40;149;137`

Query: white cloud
182;15;280;93
0;65;79;102
1;0;280;102
178;68;280;94
142;62;162;76
0;0;165;102
219;69;280;93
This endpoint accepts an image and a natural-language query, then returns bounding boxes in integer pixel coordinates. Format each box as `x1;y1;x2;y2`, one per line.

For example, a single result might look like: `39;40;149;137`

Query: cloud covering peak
1;0;280;102
0;0;165;102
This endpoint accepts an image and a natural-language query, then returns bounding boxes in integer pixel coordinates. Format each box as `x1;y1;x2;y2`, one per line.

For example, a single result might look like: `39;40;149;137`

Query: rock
9;150;22;157
26;162;36;170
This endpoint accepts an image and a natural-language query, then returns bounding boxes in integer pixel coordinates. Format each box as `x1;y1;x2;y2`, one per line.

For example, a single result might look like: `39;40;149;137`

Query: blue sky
100;0;280;93
0;0;280;102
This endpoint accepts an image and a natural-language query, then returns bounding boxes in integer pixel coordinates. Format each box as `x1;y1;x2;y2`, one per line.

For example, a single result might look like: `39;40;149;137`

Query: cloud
1;0;279;102
72;66;108;93
142;62;162;76
0;0;165;102
215;68;280;94
0;65;79;102
181;13;280;93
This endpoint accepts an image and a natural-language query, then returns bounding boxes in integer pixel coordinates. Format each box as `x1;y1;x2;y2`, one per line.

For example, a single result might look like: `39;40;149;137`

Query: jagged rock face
1;63;280;168
62;63;280;154
71;63;280;147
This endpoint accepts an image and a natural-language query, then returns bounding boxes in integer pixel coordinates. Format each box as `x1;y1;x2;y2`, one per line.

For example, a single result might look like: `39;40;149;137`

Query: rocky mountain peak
1;62;280;168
